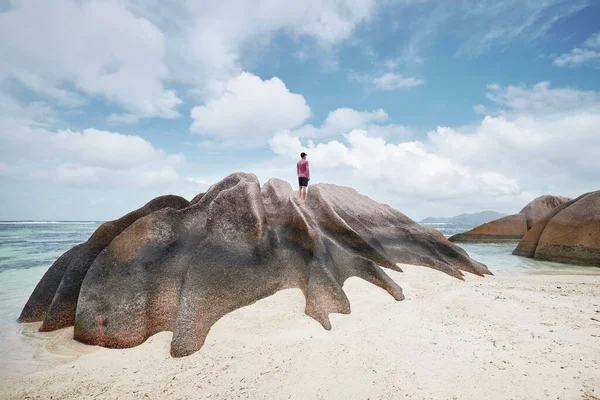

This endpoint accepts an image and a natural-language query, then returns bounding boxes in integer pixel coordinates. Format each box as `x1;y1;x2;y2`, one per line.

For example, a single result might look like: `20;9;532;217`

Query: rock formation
18;195;190;329
519;195;571;229
449;195;570;243
447;214;528;242
513;191;600;267
20;173;490;357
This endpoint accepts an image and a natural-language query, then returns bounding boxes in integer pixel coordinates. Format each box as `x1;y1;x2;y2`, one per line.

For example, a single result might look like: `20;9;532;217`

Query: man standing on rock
297;152;310;200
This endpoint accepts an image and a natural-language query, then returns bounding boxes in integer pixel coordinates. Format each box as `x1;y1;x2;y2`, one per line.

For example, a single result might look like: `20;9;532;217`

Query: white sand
1;265;600;400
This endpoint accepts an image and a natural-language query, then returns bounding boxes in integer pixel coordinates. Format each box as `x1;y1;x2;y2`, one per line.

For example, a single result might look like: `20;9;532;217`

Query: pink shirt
297;159;309;177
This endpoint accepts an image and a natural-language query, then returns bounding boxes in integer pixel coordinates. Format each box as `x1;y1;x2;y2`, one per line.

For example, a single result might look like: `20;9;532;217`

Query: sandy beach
1;264;599;400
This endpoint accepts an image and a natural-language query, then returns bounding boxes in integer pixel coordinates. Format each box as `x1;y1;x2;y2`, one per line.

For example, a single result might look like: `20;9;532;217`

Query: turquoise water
0;222;102;377
0;221;101;322
0;221;595;377
422;222;595;275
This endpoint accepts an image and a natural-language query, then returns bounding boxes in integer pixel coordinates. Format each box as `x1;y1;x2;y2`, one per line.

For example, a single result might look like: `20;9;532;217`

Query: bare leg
298;186;302;199
302;187;307;200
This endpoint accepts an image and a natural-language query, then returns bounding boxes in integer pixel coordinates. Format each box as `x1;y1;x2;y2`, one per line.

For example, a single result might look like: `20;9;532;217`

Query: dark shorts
298;177;309;187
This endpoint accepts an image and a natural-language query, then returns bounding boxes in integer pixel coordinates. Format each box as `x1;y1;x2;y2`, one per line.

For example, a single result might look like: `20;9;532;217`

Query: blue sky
1;0;599;221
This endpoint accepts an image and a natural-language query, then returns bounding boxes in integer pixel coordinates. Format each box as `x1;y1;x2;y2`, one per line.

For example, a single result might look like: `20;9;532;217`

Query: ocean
0;221;592;377
0;221;102;377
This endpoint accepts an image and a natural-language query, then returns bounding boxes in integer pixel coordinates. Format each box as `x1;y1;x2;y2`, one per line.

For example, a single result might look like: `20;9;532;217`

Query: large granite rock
20;173;490;357
513;191;600;267
449;195;570;243
519;195;571;229
18;195;190;329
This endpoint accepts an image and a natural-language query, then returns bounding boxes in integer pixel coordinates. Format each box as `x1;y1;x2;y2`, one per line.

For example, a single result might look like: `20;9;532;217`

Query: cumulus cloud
270;129;520;201
553;32;600;68
190;72;311;146
0;117;194;190
278;107;412;142
265;81;600;219
0;0;181;119
0;105;211;219
51;129;184;172
303;108;389;137
0;0;382;122
126;0;377;96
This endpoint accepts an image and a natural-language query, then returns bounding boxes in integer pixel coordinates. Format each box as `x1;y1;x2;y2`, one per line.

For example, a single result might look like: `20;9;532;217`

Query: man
297;152;310;200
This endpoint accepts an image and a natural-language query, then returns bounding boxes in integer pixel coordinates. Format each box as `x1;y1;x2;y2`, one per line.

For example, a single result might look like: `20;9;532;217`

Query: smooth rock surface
448;214;528;242
519;195;571;229
449;194;570;243
20;173;490;357
18;195;190;329
513;191;600;267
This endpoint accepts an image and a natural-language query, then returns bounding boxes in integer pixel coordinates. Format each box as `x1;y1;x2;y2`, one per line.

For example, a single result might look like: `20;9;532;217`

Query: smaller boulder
513;191;600;267
449;214;527;242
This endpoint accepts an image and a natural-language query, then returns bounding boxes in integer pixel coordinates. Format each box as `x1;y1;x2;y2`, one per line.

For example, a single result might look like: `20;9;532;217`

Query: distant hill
420;211;507;225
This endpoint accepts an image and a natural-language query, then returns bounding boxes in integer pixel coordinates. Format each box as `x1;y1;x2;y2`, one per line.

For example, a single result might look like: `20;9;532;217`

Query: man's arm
306;164;310;180
297;164;300;177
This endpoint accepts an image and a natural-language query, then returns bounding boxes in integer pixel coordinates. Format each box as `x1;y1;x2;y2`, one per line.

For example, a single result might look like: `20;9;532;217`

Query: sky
0;0;599;221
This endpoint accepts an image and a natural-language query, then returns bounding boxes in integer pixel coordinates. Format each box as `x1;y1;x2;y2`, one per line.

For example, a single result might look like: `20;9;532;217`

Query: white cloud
51;129;184;172
0;92;56;126
264;81;600;219
277;106;412;142
384;59;399;69
553;48;600;67
107;113;140;125
583;32;600;49
553;32;600;67
372;73;424;90
127;0;378;95
190;72;311;146
0;113;210;219
0;117;195;190
351;71;424;91
473;104;487;114
431;84;600;188
322;108;388;131
270;129;520;202
0;0;181;119
485;81;599;115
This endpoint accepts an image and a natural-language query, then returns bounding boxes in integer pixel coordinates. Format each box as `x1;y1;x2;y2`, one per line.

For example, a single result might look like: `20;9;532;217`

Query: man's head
300;152;307;159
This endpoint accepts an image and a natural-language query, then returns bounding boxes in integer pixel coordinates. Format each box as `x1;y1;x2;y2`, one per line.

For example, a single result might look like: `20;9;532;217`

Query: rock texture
449;195;570;243
519;195;572;229
513;191;600;267
448;214;528;243
20;173;490;357
18;195;190;329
